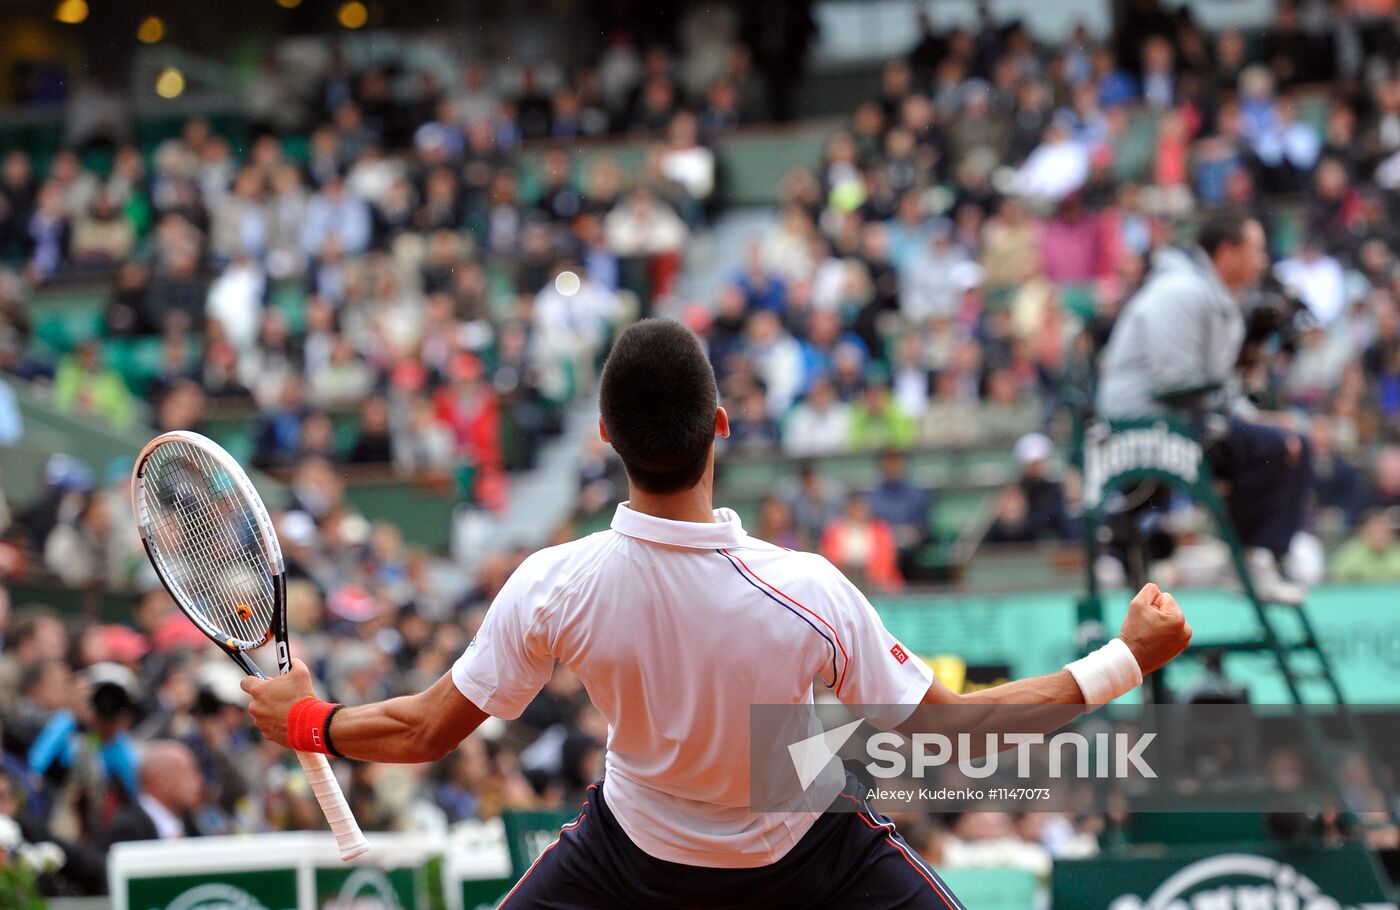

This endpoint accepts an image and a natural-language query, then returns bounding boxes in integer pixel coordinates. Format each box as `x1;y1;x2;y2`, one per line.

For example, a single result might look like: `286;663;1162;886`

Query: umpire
1096;209;1310;604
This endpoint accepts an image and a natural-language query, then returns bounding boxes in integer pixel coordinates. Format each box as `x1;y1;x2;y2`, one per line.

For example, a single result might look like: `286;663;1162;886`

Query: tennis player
244;319;1192;908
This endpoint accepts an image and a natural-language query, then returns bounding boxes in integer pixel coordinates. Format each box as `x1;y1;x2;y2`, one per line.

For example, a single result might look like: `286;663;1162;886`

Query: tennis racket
131;430;370;861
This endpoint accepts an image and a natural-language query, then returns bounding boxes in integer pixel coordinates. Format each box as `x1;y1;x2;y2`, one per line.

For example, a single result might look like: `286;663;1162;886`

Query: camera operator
1096;209;1310;604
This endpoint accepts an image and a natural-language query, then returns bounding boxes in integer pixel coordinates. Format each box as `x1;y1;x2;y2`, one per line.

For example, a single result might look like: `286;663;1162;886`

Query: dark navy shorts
498;771;966;909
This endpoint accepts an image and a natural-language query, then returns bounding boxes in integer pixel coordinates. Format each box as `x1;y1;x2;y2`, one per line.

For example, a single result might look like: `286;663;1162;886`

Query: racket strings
139;441;276;647
156;452;269;642
163;458;262;640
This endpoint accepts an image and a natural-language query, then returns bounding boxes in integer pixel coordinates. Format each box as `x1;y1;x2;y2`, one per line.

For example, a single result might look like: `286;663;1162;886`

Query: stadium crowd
4;0;1400;896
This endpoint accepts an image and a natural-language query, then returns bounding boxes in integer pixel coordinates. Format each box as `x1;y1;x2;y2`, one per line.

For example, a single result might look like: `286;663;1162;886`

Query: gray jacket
1095;247;1245;419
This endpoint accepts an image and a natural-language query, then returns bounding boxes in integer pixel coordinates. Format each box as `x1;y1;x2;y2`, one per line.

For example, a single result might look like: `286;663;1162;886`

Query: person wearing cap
27;663;141;843
1013;432;1073;541
178;662;251;835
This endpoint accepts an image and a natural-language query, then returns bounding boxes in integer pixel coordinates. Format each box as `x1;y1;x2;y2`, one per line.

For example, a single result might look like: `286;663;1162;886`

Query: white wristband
1065;638;1143;706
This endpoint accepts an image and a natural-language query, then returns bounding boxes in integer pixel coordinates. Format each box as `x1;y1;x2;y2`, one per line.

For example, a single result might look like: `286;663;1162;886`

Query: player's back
452;503;931;868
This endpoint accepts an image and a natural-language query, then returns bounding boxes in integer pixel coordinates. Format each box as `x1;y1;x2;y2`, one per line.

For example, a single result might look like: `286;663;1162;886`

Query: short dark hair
599;319;718;494
1196;209;1253;257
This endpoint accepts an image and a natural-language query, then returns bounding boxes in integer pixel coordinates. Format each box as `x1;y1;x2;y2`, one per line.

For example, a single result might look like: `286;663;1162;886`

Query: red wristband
286;696;339;755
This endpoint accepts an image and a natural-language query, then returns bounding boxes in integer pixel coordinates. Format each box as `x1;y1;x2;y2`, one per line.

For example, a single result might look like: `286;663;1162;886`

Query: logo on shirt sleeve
889;643;909;665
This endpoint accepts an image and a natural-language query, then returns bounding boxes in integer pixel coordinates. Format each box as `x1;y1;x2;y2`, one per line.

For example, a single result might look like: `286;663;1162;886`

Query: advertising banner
1052;845;1395;909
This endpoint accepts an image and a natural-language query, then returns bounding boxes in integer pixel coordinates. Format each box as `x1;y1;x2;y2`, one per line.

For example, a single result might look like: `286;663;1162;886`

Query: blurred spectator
756;496;804;550
394;399;457;476
301;172;371;258
659;112;716;214
901;223;980;324
1310;416;1367;529
308;336;374;410
0;610;68;717
785;465;843;546
69;193;134;267
25;183;69;281
1373;446;1400;510
983;485;1036;545
820;495;903;592
867;451;932;578
0;152;37;264
849;382;916;451
434;355;502;473
1040;195;1104;285
102;740;201;845
1275;238;1346;325
42;492;116;588
52;341;134;430
734;246;787;314
141;249;205;335
206;259;264;352
1017;116;1089;201
783;375;851;457
347;396;394;465
1013;433;1073;541
1251;92;1321;195
745;311;804;416
252;378;308;470
604;188;688;259
726;388;780;452
1331;510;1400;582
980;198;1042;294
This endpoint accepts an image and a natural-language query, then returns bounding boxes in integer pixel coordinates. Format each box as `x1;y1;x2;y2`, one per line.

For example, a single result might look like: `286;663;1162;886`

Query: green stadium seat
1060;284;1098;322
103;336;204;396
932;488;994;540
269;281;310;334
280;132;312;164
717;446;1022;498
340;473;460;551
959;543;1079;592
200;402;360;466
1268;203;1309;259
29;288;107;351
1112;110;1160;182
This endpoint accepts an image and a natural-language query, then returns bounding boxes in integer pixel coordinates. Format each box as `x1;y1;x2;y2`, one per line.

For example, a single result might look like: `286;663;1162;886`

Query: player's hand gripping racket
132;430;370;861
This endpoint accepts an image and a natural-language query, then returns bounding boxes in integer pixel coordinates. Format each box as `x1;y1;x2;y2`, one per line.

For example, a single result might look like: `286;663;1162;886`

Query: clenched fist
241;658;317;748
1119;583;1192;676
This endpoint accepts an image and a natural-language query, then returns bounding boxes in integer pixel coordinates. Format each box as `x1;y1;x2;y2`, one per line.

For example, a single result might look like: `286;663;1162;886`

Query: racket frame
131;430;369;860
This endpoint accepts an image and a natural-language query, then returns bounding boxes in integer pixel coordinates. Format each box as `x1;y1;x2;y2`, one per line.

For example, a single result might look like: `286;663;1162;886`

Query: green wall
875;583;1400;705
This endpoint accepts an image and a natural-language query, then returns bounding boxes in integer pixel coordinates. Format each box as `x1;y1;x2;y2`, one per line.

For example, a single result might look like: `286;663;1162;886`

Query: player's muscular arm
898;584;1191;739
244;662;489;763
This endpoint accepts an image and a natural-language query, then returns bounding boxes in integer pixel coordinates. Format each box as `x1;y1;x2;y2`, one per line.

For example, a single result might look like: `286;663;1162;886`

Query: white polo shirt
452;502;933;868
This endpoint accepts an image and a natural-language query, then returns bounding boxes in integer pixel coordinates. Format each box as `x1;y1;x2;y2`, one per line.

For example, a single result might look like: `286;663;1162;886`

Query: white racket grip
295;750;370;861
